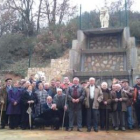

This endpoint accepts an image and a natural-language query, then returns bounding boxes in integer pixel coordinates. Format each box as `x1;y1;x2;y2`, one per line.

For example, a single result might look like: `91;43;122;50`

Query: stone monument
69;27;138;86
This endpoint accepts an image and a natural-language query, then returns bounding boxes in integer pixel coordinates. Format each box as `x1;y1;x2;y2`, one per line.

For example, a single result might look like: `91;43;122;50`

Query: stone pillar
69;40;80;71
122;27;130;48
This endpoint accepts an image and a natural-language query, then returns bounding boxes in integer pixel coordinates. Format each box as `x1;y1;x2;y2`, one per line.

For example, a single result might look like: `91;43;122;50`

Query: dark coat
122;86;134;107
111;89;128;112
48;86;57;98
21;90;38;115
6;88;22;115
53;93;67;109
67;85;85;110
99;88;112;110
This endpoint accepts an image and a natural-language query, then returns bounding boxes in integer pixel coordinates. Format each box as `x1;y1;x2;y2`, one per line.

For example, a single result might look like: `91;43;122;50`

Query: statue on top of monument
34;71;46;82
100;1;109;28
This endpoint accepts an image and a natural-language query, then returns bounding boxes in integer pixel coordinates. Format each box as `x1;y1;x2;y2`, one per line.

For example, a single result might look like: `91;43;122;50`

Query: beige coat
85;85;103;109
0;87;8;111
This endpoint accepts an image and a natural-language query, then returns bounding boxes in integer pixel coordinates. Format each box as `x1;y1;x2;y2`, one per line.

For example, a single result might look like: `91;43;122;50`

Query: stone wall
89;35;119;49
83;54;125;72
27;58;69;82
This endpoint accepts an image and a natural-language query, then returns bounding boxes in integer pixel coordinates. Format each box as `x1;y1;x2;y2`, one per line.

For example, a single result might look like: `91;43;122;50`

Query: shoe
128;127;133;130
94;128;98;132
53;127;59;130
65;127;69;131
77;128;82;132
87;128;91;132
1;126;5;129
68;128;73;131
121;127;126;131
115;127;119;131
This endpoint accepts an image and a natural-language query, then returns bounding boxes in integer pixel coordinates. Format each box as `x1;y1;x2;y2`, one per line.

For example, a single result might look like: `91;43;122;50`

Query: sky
71;0;140;13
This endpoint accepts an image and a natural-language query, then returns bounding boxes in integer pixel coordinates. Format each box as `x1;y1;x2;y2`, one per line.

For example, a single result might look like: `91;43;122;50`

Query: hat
136;77;140;79
5;78;12;82
121;79;129;83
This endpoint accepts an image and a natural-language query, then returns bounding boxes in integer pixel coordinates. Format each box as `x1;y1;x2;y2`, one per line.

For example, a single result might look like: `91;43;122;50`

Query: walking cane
0;103;4;125
105;104;108;132
62;108;66;131
62;91;68;130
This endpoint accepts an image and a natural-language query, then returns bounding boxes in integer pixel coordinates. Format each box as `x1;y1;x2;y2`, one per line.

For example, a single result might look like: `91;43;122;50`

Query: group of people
0;76;140;132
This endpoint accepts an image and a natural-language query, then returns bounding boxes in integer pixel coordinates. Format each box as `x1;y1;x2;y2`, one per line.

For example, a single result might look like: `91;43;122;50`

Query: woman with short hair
99;82;112;130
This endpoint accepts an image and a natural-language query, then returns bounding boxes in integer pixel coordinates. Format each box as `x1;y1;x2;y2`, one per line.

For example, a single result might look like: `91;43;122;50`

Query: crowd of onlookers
0;76;140;132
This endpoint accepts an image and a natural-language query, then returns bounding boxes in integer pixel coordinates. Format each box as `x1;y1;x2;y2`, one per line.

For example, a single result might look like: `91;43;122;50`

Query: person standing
48;79;57;99
67;77;85;132
99;82;111;130
111;84;128;131
134;77;140;130
35;83;48;117
0;78;13;129
21;85;37;129
6;81;22;129
85;77;103;132
121;79;134;130
53;88;69;130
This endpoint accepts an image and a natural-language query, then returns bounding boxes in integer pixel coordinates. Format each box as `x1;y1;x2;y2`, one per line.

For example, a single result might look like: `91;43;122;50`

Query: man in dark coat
121;79;134;130
133;77;140;130
6;81;22;129
34;96;59;129
0;78;13;129
67;77;85;132
53;88;69;130
48;79;57;99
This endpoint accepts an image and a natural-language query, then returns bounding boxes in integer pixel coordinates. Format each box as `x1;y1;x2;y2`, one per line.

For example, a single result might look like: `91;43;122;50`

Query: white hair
44;82;49;86
47;96;52;100
115;84;121;88
101;82;108;87
64;77;69;80
26;81;31;84
73;77;79;81
57;88;62;92
89;77;95;81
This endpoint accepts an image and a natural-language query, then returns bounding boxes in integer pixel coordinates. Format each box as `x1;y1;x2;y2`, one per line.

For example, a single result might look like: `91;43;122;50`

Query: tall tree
41;0;77;26
37;0;43;33
6;0;35;36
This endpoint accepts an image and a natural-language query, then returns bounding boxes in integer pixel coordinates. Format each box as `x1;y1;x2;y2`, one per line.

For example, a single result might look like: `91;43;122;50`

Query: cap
121;79;129;83
5;78;12;82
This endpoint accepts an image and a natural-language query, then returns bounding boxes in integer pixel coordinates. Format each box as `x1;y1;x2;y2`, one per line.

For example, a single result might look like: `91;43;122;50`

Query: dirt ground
0;128;140;140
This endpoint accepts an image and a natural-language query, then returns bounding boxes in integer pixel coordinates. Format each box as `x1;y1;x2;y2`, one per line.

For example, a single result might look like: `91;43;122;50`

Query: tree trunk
37;0;43;33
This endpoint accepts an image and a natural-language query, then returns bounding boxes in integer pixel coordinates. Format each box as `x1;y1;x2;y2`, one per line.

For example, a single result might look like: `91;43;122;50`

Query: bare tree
5;0;35;36
41;0;77;26
37;0;43;33
0;3;17;36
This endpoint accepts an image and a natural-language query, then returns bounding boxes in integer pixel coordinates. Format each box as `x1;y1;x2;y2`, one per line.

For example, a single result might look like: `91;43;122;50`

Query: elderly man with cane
52;88;69;131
